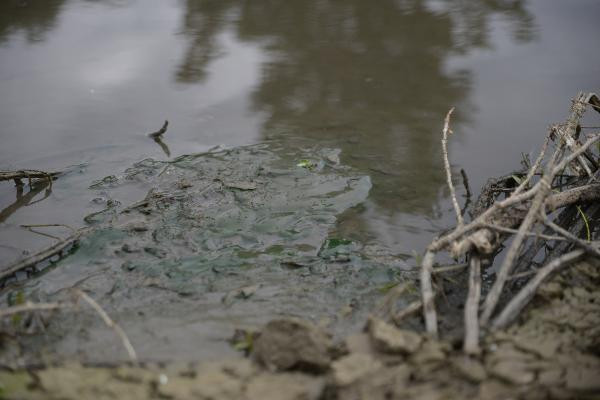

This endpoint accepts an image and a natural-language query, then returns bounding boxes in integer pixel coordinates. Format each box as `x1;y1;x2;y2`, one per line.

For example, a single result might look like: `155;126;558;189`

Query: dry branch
0;169;60;189
0;229;87;281
420;251;437;337
411;92;599;349
491;249;585;330
441;108;463;226
0;301;64;319
463;255;481;355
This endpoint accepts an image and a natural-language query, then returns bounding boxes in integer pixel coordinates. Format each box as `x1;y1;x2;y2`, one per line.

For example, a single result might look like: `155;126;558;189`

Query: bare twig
0;301;64;319
491;249;585;330
432;263;469;274
480;159;555;325
552;134;600;177
420;251;437;337
513;130;552;195
460;168;471;199
482;223;566;242
0;169;60;190
20;223;77;235
441;108;463;226
0;229;87;282
393;300;422;325
463;255;481;355
75;290;138;363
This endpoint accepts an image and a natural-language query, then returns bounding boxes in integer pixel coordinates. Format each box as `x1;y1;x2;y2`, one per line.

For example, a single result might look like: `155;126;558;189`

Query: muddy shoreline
1;256;598;399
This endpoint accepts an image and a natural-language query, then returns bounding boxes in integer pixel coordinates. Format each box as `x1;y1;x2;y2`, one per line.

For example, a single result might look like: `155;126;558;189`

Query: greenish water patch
5;144;416;364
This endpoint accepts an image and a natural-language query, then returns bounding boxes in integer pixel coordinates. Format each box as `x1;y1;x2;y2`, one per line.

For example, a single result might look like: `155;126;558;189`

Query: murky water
1;0;599;256
0;0;599;361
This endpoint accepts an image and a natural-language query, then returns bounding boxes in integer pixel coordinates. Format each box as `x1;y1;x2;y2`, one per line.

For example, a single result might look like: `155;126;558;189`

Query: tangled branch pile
418;92;600;354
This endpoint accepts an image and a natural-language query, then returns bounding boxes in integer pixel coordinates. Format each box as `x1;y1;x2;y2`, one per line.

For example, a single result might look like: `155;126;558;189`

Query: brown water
1;0;599;260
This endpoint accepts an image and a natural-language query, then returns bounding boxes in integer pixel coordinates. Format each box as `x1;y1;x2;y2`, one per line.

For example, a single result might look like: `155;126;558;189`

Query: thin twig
540;208;600;258
513;130;552;195
481;94;590;325
420;251;437;337
441;108;463;226
460;168;471;199
393;300;422;325
20;224;77;235
0;230;86;281
552;134;600;177
480;156;556;326
482;223;566;242
75;290;138;363
491;249;585;330
0;301;64;319
432;263;469;274
463;255;481;355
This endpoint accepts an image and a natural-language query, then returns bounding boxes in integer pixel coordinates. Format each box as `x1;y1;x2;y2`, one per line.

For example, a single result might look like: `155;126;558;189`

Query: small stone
332;353;383;386
253;318;332;372
368;318;422;354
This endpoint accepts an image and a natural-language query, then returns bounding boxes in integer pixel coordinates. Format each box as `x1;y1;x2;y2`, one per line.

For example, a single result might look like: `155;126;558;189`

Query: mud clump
253;318;333;372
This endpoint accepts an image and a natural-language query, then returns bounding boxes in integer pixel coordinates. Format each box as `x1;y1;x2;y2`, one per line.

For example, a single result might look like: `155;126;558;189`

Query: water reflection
0;181;52;224
0;0;67;43
176;0;535;220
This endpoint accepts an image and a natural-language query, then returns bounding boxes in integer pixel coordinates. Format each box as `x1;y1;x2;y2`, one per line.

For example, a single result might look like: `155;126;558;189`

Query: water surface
1;0;599;272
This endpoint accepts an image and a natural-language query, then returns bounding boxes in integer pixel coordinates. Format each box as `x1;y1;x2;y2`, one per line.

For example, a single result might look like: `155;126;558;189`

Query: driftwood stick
420;250;438;337
0;170;60;190
480;158;555;325
432;263;469;274
393;300;422;325
513;130;552;195
463;255;481;355
460;169;472;199
482;223;566;242
491;249;585;330
20;223;77;235
0;230;86;281
480;94;590;325
441;108;463;226
546;183;600;211
75;290;138;363
552;134;600;177
0;301;64;319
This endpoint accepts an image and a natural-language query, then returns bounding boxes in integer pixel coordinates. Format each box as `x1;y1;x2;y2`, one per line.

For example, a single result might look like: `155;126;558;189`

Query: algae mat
2;144;414;364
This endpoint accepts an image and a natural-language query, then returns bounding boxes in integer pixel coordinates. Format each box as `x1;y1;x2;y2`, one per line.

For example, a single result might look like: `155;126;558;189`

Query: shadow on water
0;180;52;224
